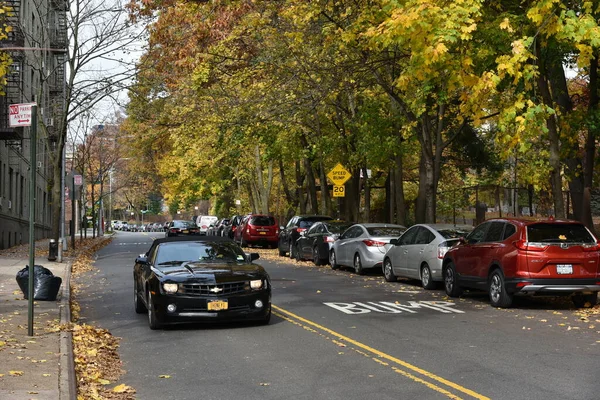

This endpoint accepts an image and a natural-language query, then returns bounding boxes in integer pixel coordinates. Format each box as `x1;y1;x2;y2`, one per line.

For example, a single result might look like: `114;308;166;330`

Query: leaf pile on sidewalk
69;236;136;399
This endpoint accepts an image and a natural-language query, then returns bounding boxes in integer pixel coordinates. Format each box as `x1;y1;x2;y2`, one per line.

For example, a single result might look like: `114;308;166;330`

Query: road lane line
273;305;490;400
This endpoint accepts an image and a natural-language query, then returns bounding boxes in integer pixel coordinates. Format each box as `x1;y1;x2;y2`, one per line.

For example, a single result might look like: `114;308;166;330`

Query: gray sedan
383;224;472;289
330;223;406;275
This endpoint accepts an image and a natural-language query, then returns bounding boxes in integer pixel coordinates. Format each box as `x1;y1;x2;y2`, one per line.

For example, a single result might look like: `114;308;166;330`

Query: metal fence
436;185;600;227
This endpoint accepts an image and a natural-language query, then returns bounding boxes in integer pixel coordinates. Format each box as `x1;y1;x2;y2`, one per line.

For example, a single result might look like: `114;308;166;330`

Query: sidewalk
0;240;75;400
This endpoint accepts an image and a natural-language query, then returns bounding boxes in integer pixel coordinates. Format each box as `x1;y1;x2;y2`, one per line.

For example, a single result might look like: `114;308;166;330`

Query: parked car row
277;215;600;309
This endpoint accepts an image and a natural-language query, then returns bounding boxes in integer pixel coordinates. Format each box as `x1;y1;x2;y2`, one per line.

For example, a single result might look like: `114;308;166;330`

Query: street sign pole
27;105;37;336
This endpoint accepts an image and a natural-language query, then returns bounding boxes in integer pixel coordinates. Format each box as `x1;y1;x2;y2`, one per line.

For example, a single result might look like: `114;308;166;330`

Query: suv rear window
527;223;595;243
250;216;275;226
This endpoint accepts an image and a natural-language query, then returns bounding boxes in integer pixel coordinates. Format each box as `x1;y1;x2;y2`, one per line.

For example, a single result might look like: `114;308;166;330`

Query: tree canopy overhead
123;0;600;229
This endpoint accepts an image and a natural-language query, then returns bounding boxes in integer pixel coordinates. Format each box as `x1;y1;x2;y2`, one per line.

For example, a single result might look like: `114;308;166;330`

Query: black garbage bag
15;265;62;301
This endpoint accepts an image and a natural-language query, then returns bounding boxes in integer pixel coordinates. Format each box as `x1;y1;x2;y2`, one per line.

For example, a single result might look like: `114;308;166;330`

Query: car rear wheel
421;264;435;290
383;258;397;282
289;242;296;259
147;293;162;330
313;246;323;266
354;253;364;275
444;262;462;297
134;280;146;314
489;269;513;308
572;293;598;308
330;251;339;270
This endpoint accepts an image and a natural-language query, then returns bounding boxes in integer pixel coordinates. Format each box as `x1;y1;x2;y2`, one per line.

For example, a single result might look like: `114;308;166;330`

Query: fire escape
47;0;68;143
0;0;25;142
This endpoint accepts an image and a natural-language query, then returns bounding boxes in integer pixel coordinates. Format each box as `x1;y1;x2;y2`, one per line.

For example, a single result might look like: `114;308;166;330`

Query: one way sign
9;103;36;127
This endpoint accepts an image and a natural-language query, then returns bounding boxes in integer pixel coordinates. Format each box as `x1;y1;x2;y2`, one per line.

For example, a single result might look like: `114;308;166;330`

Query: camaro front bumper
152;290;271;324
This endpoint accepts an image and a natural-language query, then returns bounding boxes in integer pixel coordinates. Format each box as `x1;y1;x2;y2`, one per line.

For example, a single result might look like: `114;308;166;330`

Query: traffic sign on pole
9;103;36;127
327;163;351;186
332;185;345;197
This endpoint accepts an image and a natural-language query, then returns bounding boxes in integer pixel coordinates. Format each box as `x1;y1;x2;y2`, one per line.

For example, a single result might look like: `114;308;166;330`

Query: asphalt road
75;231;600;400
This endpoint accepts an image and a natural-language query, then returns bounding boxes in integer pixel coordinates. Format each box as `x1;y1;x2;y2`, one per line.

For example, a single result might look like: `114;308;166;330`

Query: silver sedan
383;224;472;289
330;223;406;275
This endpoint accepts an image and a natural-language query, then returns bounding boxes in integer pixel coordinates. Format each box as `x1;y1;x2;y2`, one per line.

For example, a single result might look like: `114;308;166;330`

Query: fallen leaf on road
159;375;171;379
259;383;271;386
42;374;51;377
113;383;135;393
9;370;24;376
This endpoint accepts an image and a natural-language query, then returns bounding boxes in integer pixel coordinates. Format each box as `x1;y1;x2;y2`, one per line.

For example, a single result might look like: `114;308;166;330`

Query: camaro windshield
155;242;247;265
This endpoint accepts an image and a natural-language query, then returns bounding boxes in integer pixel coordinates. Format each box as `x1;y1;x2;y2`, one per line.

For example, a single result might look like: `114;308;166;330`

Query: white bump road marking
324;301;464;314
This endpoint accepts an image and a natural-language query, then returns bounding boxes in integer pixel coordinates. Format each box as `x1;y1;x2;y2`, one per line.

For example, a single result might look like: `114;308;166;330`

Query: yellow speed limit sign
333;185;345;197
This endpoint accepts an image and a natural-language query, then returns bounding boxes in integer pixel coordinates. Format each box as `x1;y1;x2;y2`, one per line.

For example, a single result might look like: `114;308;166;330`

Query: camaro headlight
250;280;263;290
163;283;178;294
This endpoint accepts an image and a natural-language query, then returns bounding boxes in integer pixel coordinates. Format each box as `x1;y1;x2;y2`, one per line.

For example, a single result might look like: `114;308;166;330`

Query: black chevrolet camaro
133;236;271;329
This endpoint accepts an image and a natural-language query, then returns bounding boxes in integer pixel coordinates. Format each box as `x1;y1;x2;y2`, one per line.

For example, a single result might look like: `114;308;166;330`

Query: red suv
442;218;600;308
234;214;279;248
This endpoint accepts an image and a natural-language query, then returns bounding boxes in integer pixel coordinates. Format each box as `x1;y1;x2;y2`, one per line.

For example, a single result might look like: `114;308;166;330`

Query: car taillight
438;242;450;259
582;243;600;252
246;228;250;233
170;228;179;233
363;240;386;247
325;236;335;243
202;225;208;229
296;228;306;233
514;240;547;251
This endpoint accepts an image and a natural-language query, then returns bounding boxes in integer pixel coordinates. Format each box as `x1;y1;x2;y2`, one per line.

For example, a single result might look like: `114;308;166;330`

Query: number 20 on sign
333;185;345;197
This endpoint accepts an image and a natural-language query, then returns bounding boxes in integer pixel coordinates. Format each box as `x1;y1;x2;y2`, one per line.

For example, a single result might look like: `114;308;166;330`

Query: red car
442;218;600;308
235;214;279;248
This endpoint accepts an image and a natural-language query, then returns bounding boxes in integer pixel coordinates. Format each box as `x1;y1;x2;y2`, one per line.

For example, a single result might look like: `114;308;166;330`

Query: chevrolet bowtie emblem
209;287;223;293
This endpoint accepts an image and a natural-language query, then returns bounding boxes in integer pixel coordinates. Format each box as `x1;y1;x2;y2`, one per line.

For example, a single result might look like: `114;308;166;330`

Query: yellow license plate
207;300;228;311
259;231;267;235
182;230;188;234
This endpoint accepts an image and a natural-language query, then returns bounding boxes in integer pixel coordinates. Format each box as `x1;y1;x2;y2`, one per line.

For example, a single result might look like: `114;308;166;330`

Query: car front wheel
444;262;462;297
134;280;146;314
383;258;397;282
147;293;162;330
488;269;513;308
330;251;339;270
278;240;286;256
289;241;296;259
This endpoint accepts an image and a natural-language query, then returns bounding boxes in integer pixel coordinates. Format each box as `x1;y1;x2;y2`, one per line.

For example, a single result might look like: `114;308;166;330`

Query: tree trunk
362;166;370;222
303;157;318;214
535;40;565;218
319;162;331;216
582;52;598;233
295;161;306;214
393;153;406;226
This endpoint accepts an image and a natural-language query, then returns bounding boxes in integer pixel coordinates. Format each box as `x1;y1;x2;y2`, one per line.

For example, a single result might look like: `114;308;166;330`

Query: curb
59;260;77;400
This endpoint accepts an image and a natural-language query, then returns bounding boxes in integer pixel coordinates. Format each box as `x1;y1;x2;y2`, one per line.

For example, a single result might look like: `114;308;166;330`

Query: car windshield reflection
155;242;247;265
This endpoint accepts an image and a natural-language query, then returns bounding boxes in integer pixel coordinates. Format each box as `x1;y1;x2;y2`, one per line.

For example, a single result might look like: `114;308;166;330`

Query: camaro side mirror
389;238;399;246
135;256;149;265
